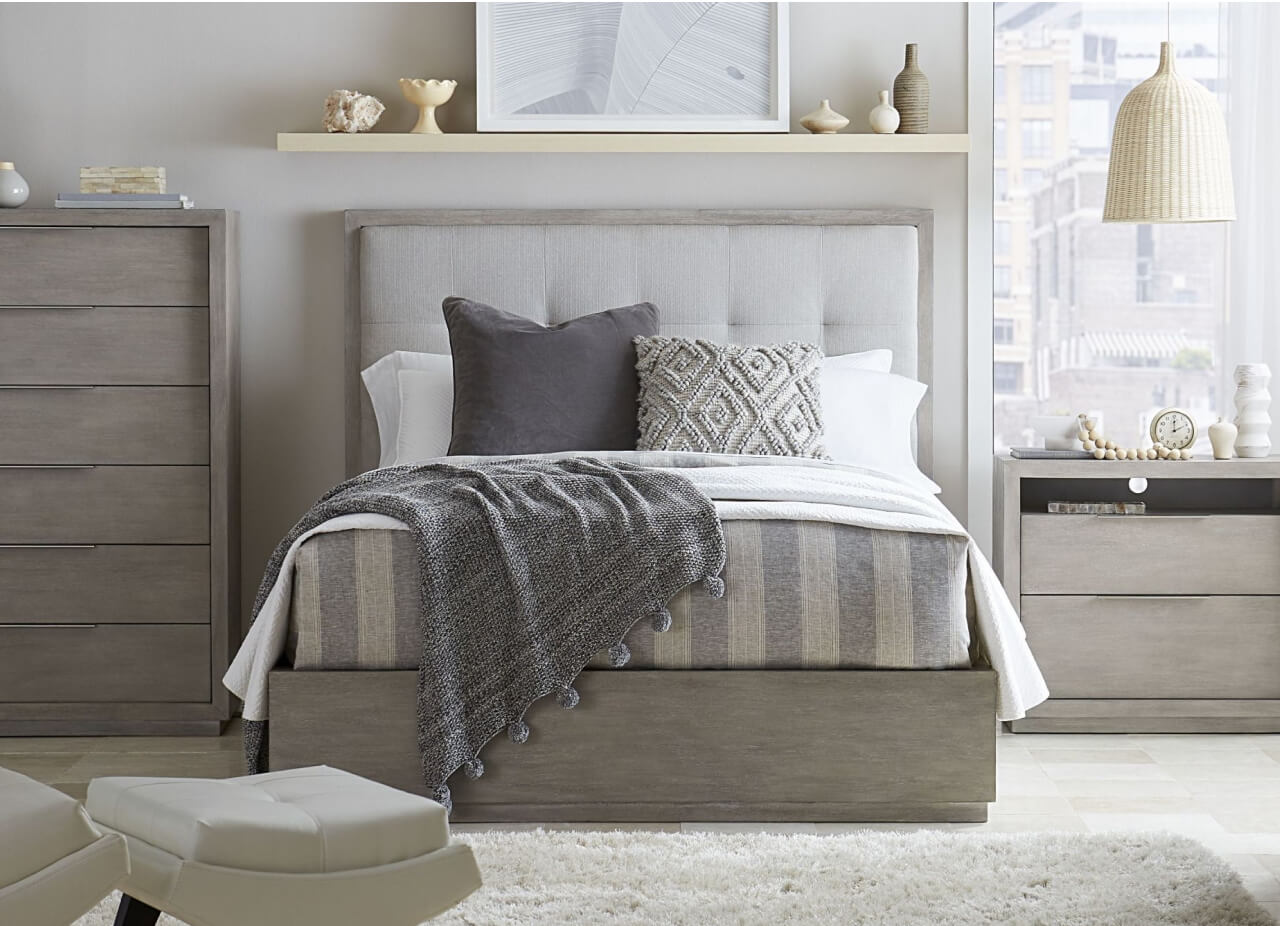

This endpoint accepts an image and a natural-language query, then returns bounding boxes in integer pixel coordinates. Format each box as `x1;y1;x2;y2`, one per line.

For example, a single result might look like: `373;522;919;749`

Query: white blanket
225;452;1048;723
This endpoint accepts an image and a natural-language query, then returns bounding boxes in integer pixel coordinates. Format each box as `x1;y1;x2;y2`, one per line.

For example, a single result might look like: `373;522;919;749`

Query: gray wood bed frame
267;209;996;823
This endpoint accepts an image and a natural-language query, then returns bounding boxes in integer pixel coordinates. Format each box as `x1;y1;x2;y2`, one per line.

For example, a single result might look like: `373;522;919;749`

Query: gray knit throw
243;458;726;809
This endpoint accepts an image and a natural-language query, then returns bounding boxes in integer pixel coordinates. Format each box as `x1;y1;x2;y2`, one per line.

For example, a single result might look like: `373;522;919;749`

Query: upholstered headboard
344;209;934;477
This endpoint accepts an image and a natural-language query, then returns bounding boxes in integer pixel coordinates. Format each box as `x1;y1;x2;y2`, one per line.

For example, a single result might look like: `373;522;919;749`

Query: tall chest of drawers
996;455;1280;733
0;211;238;734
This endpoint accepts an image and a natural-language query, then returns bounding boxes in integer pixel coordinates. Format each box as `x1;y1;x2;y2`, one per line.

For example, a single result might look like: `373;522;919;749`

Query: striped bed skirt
286;520;973;672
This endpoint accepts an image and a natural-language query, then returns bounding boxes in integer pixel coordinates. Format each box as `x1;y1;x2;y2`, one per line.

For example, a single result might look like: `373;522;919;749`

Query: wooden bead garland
1073;414;1192;463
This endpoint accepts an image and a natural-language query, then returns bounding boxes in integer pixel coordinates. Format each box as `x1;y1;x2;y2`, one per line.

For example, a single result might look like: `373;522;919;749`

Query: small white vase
1208;416;1238;460
800;99;849;134
868;91;900;134
1233;363;1272;458
0;162;28;208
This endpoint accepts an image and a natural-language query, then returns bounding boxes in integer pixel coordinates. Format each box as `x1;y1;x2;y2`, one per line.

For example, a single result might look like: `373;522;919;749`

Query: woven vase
893;44;929;134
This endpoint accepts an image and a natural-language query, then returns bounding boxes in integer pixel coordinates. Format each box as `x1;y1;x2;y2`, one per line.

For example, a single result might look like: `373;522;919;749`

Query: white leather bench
86;765;482;926
0;765;129;926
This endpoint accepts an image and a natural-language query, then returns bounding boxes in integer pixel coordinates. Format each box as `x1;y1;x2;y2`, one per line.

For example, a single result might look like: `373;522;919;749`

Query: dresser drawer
0;545;209;624
0;624;210;702
0;226;208;306
1021;514;1280;595
1021;595;1280;699
0;306;208;385
0;387;208;463
0;466;208;543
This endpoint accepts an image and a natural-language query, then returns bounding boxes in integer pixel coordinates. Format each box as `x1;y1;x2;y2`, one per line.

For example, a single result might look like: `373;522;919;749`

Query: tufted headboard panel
345;209;933;476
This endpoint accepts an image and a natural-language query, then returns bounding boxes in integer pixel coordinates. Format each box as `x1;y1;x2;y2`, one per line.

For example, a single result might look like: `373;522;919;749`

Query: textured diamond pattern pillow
633;337;827;458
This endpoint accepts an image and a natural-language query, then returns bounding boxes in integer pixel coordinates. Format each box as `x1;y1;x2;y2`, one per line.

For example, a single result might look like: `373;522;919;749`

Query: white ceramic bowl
1032;414;1082;450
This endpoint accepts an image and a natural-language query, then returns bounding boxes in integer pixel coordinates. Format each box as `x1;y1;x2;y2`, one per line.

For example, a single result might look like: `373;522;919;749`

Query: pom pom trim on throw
508;720;530;744
704;574;725;599
652;607;673;633
556;684;580;710
433;784;453;814
608;642;631;667
463;758;485;780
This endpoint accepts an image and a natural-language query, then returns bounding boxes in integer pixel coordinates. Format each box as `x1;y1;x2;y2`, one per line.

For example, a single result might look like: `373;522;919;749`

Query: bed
254;209;1029;823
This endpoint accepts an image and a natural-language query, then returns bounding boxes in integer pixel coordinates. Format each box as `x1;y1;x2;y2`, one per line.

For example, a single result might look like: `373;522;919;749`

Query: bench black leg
113;893;162;926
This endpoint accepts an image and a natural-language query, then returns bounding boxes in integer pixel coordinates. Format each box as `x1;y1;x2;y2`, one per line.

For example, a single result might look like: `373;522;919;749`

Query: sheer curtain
1222;3;1280;395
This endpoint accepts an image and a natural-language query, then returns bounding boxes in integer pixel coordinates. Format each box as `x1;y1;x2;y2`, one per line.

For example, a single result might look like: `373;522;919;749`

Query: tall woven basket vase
893;43;929;134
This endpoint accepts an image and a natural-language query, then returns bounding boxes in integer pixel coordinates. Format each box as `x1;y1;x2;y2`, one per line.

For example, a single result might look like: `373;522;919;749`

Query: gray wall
0;2;970;618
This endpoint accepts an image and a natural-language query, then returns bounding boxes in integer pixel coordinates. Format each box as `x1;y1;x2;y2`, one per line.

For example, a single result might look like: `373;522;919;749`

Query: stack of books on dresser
56;165;194;208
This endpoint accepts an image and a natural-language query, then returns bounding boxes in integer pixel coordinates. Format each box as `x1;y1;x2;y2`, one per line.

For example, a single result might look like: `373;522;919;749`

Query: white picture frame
476;2;790;133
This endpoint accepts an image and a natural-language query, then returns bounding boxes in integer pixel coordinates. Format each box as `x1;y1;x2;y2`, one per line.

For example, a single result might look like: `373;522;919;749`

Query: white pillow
361;351;451;467
363;347;895;467
825;348;893;374
821;367;940;494
395;367;455;464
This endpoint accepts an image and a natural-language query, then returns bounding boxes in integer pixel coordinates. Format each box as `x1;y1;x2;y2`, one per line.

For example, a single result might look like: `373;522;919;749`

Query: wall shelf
276;132;971;154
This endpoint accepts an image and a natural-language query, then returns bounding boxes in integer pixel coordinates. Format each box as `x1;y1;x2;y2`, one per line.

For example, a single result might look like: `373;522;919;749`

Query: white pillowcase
395;366;455;464
821;367;940;494
363;347;897;468
361;351;451;467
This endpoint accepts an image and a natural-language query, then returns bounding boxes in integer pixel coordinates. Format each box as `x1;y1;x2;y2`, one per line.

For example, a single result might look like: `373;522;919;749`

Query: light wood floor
5;723;1279;917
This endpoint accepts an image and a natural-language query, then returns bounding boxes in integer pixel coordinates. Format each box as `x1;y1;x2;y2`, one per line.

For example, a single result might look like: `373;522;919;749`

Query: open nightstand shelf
996;455;1280;733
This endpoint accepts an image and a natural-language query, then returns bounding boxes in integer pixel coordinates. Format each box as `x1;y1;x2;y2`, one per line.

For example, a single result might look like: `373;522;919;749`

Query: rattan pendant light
1103;31;1235;223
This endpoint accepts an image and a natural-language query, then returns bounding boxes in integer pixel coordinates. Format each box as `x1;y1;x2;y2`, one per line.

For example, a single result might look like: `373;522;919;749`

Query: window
1136;224;1154;302
994;362;1022;394
994;266;1012;297
992;2;1227;454
994;221;1012;256
995;66;1006;103
1021;119;1053;158
1021;65;1053;104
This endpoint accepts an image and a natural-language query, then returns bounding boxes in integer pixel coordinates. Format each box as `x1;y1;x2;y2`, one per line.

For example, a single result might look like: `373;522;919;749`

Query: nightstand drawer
0;226;208;306
0;466;208;543
1021;514;1280;595
0;306;209;385
0;546;209;624
1021;595;1280;699
0;624;209;702
0;387;208;463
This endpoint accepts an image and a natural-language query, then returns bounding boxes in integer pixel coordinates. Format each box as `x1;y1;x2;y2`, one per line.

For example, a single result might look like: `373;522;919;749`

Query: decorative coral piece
322;89;385;134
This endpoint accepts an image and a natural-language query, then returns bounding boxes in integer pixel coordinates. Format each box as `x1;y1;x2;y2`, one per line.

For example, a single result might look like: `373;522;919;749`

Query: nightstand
996;454;1280;733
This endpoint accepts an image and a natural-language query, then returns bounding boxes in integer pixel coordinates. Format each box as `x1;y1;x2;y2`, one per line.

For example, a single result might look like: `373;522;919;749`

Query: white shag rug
77;830;1274;926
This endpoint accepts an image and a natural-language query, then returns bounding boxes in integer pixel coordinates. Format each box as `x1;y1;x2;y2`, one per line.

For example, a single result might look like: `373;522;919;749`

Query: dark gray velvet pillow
444;296;659;455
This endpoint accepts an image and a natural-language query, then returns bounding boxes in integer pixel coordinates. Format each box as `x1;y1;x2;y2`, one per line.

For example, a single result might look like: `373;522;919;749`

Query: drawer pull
0;305;95;311
0;464;96;470
0;544;96;550
0;623;97;629
1092;595;1210;601
0;385;96;390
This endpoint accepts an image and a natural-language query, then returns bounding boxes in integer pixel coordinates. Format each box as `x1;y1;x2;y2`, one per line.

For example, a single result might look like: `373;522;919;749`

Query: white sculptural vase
1233;363;1272;458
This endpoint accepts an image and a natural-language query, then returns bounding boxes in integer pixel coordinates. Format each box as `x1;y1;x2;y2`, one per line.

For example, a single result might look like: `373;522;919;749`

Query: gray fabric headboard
345;209;933;476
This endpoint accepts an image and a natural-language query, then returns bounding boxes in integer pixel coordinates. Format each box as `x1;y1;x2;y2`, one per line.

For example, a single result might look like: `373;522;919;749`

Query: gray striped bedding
286;520;973;671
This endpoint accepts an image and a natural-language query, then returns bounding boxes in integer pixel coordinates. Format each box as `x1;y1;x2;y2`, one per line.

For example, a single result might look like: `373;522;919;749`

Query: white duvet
225;452;1048;723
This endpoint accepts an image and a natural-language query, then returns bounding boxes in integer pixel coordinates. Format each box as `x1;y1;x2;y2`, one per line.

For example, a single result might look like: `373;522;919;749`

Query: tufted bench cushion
0;765;128;926
86;765;481;926
87;764;449;874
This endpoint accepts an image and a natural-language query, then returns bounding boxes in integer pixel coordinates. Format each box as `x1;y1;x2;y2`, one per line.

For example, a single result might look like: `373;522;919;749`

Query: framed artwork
476;2;789;133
